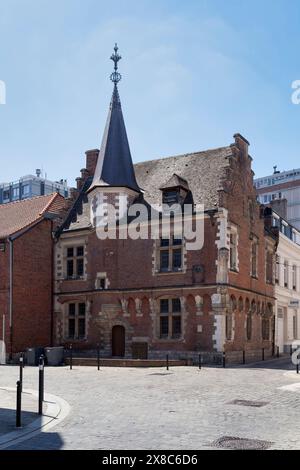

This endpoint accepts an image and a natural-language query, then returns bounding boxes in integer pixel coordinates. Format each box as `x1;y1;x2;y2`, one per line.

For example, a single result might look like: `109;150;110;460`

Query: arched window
246;314;252;341
226;312;233;341
238;297;243;312
262;317;270;340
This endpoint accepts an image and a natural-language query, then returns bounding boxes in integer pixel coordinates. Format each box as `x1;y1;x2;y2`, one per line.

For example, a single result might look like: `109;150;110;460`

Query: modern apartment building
255;167;300;230
0;170;70;205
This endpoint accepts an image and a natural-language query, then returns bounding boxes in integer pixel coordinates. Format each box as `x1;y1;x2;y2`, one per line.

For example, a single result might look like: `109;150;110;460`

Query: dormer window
160;173;190;206
162;190;179;205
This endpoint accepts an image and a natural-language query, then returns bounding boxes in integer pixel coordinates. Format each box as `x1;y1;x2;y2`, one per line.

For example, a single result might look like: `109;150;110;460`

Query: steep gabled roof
134;146;232;209
90;85;141;193
0;193;66;239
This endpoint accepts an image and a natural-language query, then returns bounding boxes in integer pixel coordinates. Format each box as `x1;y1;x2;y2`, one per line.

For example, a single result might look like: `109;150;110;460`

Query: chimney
85;149;99;176
80;168;89;182
76;176;83;190
270;198;288;220
233;133;249;158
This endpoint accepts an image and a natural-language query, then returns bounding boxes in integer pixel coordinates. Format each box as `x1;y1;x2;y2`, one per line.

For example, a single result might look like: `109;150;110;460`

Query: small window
229;231;238;271
246;314;252;341
66;245;84;279
172;316;181;338
163;190;179;205
160;317;169;338
67;303;86;340
159;298;182;340
158;237;183;272
160;299;169;314
160;251;169;272
172;298;181;313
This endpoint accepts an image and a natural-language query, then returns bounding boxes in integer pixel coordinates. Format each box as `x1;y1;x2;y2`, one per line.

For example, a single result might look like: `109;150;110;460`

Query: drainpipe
8;237;13;360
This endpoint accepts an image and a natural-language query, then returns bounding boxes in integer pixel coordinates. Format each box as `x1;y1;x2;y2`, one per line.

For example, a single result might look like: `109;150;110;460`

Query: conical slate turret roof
90;45;140;193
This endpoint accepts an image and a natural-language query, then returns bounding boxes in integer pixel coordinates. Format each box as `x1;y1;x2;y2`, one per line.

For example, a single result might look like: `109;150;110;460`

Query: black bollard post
19;355;23;392
222;352;226;368
97;343;100;371
166;354;169;371
290;344;293;356
70;344;73;370
38;355;44;415
297;362;299;374
262;348;265;361
198;354;202;370
16;380;22;428
242;350;245;365
277;346;280;358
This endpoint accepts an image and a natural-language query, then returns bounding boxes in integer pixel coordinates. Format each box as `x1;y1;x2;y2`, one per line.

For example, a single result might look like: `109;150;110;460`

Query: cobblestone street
1;358;300;450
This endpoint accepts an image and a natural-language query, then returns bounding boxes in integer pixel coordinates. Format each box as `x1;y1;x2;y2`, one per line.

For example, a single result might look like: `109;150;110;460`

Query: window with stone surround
159;237;183;273
275;255;280;285
266;250;274;285
67;303;86;340
66;246;84;279
246;313;252;341
159;298;182;339
293;265;297;291
251;236;258;278
262;317;270;340
229;227;238;271
283;260;288;288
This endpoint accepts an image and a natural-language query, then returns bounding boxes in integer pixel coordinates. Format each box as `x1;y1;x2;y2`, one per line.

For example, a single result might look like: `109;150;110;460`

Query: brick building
0;193;67;357
53;46;278;362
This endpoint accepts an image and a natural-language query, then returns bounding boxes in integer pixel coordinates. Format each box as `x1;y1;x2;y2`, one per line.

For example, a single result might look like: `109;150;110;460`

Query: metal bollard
297;362;299;374
16;380;22;428
38;355;44;415
97;343;100;371
262;348;265;361
277;346;280;358
166;354;169;371
290;344;293;356
69;344;73;370
242;350;245;365
199;354;202;370
222;352;226;368
19;355;24;392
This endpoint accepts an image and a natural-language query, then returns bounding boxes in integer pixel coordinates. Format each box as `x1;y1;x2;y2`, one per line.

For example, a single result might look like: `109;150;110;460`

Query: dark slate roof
90;84;141;193
159;173;190;191
56;177;93;235
61;144;233;233
134;146;233;209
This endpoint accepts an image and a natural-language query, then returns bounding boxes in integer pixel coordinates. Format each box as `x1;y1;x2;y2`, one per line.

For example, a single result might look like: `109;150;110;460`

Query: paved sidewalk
1;359;300;450
0;387;37;436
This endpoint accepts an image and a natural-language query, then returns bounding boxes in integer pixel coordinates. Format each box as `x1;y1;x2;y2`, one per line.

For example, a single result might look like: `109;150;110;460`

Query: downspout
8;237;13;360
51;220;54;346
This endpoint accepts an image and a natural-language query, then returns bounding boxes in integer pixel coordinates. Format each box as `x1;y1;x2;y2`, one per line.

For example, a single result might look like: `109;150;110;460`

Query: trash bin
45;347;64;366
26;347;44;366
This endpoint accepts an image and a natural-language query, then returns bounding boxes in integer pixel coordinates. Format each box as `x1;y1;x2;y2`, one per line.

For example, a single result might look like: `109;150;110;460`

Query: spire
90;44;140;193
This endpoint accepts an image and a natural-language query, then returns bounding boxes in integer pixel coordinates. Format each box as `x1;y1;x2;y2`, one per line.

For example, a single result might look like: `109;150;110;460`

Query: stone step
65;357;188;367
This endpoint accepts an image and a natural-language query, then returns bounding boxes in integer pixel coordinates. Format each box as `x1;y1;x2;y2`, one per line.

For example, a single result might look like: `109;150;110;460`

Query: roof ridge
0;192;57;210
134;145;232;166
41;192;63;215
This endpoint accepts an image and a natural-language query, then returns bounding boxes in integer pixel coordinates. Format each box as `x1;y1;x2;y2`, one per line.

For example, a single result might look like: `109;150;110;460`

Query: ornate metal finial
110;43;122;85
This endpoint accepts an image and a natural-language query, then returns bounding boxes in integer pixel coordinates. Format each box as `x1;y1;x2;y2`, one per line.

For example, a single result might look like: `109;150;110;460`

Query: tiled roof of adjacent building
0;192;66;239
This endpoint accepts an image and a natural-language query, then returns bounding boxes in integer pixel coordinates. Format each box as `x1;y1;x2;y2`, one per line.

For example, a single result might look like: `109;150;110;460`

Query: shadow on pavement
5;432;64;450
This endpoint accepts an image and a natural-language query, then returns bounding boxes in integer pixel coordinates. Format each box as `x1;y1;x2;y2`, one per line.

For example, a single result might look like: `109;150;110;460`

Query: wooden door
112;325;125;357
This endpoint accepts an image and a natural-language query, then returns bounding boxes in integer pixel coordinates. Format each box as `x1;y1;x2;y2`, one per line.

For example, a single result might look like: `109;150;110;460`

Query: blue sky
0;0;300;186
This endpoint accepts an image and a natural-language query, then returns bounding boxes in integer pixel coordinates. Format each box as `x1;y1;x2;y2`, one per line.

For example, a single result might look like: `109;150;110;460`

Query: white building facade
273;210;300;353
